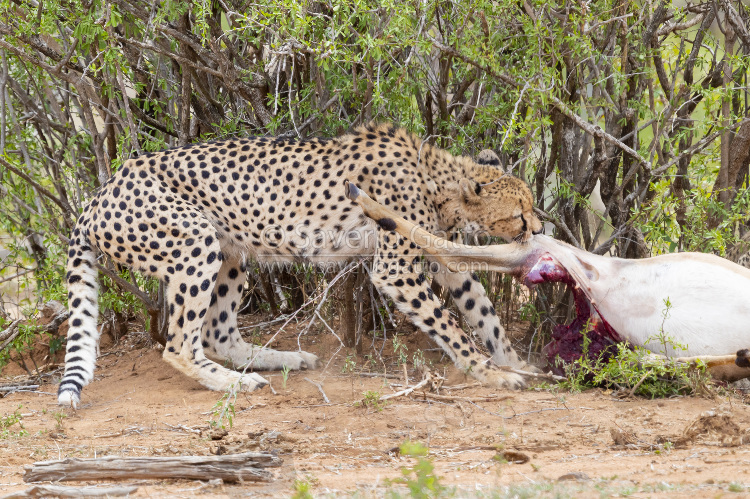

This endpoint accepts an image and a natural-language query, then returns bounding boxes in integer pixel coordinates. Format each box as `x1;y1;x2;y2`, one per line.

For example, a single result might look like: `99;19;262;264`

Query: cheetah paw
278;350;319;370
57;388;81;409
236;372;270;392
296;351;320;369
244;349;319;371
517;361;542;374
484;370;526;390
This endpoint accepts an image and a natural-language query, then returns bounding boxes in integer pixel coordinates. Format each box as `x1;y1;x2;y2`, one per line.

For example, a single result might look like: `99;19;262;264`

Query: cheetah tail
57;229;100;409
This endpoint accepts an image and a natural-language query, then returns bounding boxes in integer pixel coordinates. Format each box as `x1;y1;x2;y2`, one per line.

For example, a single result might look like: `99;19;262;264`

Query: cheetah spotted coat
59;124;542;407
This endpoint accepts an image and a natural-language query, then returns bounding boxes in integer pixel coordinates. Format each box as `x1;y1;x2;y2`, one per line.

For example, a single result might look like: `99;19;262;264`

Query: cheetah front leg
201;253;318;371
431;267;538;371
372;230;525;389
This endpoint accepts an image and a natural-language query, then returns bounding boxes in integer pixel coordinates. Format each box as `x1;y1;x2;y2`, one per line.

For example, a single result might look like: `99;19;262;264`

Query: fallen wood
356;372;401;380
0;384;39;393
2;484;138;498
415;391;514;403
497;366;567;382
380;377;431;401
24;452;282;483
39;300;69;333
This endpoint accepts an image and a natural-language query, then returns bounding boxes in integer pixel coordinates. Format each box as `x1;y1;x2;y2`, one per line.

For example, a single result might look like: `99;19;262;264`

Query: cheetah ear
471;150;505;184
458;178;482;205
474;149;504;173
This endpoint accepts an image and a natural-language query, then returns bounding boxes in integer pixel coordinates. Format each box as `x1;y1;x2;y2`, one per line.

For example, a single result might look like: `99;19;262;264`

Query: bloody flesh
522;254;625;372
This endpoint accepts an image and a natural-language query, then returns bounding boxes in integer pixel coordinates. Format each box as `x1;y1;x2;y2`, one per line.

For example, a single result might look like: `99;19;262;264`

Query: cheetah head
449;150;542;243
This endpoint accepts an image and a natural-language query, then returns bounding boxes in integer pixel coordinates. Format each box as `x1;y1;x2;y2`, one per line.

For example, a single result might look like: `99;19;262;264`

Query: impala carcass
344;181;750;381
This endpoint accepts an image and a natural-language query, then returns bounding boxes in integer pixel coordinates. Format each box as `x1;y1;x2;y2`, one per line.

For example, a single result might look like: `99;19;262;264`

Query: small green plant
363;354;374;371
393;334;408;366
518;300;541;323
292;478;314;499
359;390;387;412
557;303;711;398
249;327;263;346
48;335;64;355
389;441;445;498
207;385;238;430
412;349;426;370
729;483;745;493
342;354;357;373
281;364;291;389
654;440;674;455
1;405;27;439
53;411;67;431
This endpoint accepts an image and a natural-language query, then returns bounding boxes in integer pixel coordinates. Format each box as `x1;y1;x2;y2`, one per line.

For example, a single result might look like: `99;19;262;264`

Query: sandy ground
1;317;750;498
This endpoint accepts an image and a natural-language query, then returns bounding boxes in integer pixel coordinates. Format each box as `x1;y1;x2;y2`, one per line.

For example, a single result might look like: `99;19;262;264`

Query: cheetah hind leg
151;225;274;393
162;273;271;393
200;256;319;372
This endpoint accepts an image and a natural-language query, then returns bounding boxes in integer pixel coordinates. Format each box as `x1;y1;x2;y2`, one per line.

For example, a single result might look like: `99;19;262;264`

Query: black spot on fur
377;218;397;231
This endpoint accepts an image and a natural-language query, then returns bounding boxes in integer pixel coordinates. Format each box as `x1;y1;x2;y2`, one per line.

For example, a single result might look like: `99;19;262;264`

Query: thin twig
0;268;35;284
303;377;330;404
628;369;653;398
380;377;431;401
163;423;201;434
497;366;567;382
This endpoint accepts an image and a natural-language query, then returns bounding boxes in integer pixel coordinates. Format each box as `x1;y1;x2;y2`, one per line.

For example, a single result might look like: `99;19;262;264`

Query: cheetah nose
344;180;361;201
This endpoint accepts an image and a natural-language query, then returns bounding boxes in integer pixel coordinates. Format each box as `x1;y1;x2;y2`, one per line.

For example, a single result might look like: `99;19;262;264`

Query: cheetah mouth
512;231;531;244
520;252;624;373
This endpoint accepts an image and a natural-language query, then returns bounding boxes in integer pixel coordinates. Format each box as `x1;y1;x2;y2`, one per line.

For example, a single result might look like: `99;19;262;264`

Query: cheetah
58;124;542;408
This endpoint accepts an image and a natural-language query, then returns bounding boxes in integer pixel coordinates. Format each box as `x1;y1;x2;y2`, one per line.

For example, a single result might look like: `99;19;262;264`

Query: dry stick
497;366;567;383
0;319;22;351
0;157;73;216
297;261;358;346
724;1;750;49
414;391;513;403
380;377;431;401
622;117;750;209
277;96;340;139
2;484;138;499
0;385;39;393
304;377;330;404
441;382;482;391
94;263;157;311
356;372;400;380
23;452;282;484
628;369;653;398
111;34;227;79
0;268;34;285
115;66;141;155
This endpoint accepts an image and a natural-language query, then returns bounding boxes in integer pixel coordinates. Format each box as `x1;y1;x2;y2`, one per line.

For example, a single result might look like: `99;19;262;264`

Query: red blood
521;254;625;374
